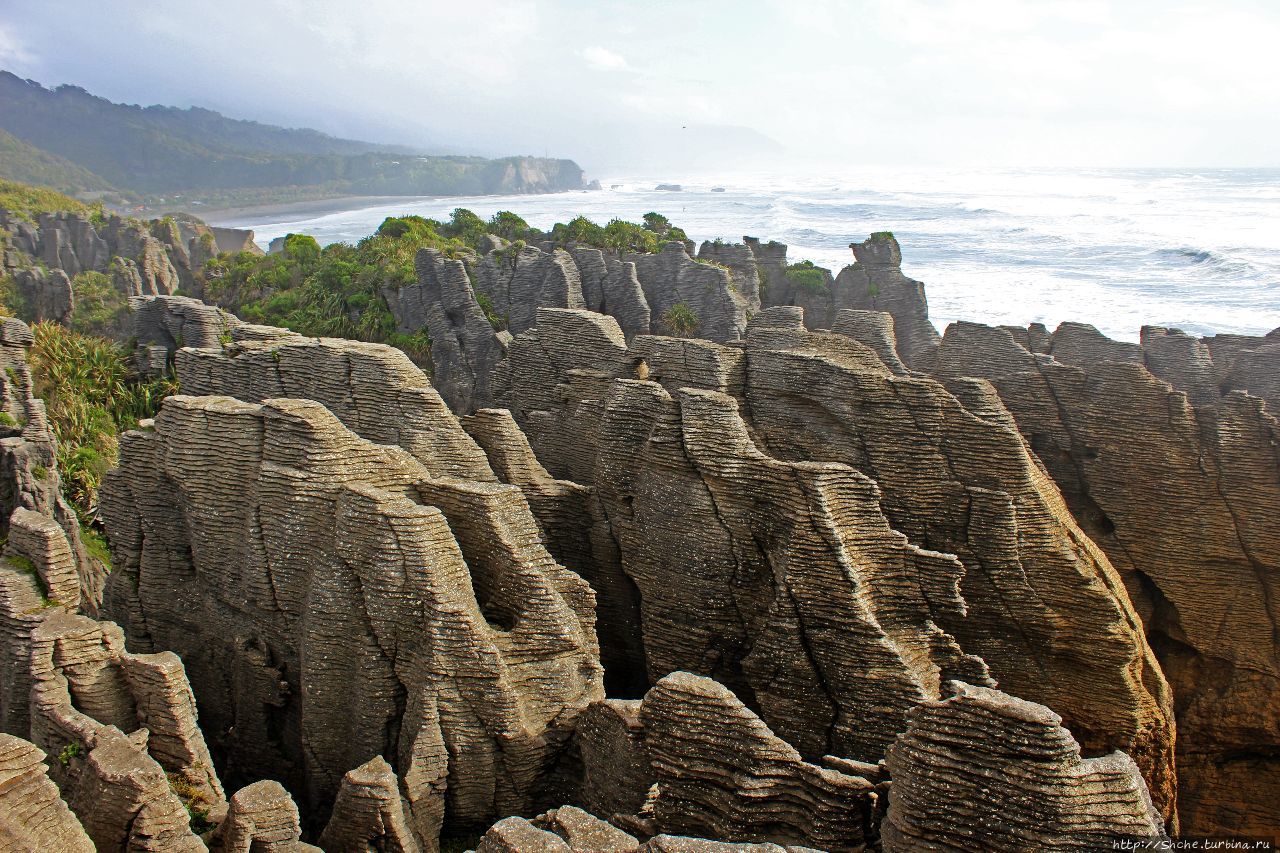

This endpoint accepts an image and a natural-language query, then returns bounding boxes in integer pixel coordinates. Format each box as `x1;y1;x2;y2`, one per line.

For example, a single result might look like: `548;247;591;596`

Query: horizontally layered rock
0;318;100;613
490;306;1175;822
100;394;603;845
215;780;319;852
882;682;1166;852
0;733;94;851
399;248;511;412
933;318;1280;836
627;242;748;342
172;315;497;482
318;756;422;852
828;234;939;369
26;611;224;850
742;309;1173;815
638;672;876;850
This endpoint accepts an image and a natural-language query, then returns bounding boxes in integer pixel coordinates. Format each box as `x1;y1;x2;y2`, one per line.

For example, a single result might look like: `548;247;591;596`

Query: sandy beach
200;194;441;227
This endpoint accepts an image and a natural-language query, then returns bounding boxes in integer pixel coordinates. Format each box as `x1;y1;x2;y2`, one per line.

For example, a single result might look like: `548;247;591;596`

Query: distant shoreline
199;194;436;227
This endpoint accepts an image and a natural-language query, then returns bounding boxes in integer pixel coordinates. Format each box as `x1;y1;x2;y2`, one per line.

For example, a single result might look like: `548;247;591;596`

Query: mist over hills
0;71;586;206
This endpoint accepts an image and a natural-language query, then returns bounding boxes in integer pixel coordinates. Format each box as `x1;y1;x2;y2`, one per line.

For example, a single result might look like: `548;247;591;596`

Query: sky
1;0;1278;173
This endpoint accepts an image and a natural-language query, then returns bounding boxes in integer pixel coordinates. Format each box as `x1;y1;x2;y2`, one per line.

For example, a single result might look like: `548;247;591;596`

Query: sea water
209;167;1280;341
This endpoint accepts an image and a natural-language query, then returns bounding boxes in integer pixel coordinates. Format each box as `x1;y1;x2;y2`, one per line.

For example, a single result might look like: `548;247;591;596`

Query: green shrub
29;322;178;522
784;260;829;296
57;741;83;766
69;270;129;337
0;412;15;427
475;293;508;331
661;302;700;337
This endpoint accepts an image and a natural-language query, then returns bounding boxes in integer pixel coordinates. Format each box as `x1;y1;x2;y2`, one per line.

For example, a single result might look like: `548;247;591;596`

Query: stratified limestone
399;248;511;413
696;241;762;313
597;379;989;761
27;611;224;850
0;733;94;852
628;242;748;343
171;315;496;482
475;816;573;852
319;756;422;852
831;309;909;375
830;234;939;370
741;309;1174;817
1048;321;1144;367
13;266;73;325
6;507;79;608
576;700;652;822
569;247;651;342
639;672;875;851
215;780;320;852
491;305;1173;821
461;408;647;697
0;319;98;613
932;318;1280;835
533;806;641;852
100;395;602;844
882;682;1166;852
128;294;242;376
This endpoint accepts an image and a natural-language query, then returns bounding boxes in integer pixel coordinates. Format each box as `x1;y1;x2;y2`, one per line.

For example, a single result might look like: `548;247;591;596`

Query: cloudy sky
1;0;1277;172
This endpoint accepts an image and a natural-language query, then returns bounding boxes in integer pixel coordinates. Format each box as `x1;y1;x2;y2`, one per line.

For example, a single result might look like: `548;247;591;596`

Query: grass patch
0;179;91;222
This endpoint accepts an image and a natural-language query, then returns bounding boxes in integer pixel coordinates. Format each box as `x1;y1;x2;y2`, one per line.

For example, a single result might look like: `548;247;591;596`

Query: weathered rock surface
0;733;95;852
12;266;73;325
215;779;320;852
487;305;1174;821
0;318;100;614
829;235;939;369
882;682;1166;852
638;672;876;851
933;318;1280;836
26;611;225;850
318;755;422;852
100;393;603;844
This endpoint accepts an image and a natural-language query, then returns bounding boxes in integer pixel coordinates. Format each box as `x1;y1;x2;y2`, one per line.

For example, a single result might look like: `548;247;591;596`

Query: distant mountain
0;72;585;201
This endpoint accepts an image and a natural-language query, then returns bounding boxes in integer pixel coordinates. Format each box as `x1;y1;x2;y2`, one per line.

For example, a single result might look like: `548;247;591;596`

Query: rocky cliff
1;216;1275;848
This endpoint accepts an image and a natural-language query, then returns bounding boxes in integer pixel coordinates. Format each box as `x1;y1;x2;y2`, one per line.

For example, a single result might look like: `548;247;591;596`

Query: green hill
0;129;115;196
0;72;585;201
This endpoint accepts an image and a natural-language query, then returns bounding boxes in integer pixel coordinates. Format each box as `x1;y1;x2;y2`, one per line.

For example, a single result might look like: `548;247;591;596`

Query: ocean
208;167;1280;342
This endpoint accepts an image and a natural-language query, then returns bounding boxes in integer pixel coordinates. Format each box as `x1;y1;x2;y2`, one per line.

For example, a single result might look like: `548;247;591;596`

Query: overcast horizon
2;0;1278;173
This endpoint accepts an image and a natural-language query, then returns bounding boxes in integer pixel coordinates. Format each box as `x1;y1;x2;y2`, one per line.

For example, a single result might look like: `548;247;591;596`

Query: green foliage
29;322;179;522
661;302;700;337
0;130;115;197
0;413;14;427
0;177;91;221
475;293;508;331
641;212;689;241
5;554;36;577
168;772;215;834
31;465;48;481
82;526;111;568
785;260;829;296
487;210;532;241
869;231;896;241
57;741;83;766
549;213;688;254
69;270;130;337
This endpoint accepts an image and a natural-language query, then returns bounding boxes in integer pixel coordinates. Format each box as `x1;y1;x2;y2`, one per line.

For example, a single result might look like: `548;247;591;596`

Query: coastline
200;194;441;227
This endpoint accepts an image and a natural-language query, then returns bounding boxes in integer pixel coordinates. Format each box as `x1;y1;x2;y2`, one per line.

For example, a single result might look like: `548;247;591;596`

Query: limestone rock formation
627;242;748;342
638;672;876;850
829;234;939;369
881;682;1166;852
215;780;320;852
13;266;73;325
319;756;422;852
489;306;1173;821
100;393;603;844
0;318;100;614
0;733;95;852
932;318;1280;836
27;612;224;850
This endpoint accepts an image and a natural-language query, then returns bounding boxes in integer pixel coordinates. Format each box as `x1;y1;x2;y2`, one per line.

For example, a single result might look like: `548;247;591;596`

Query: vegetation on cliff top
785;260;829;295
27;322;177;522
548;211;689;253
0;178;92;221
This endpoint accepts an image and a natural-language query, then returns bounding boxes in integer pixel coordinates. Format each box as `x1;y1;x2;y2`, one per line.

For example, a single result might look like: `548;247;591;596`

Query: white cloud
0;22;32;67
581;46;629;70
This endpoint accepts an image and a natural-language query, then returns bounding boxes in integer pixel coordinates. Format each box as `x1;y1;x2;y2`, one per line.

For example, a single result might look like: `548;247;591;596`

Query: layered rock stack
1;215;1275;848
